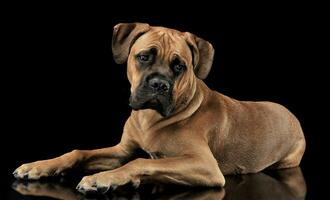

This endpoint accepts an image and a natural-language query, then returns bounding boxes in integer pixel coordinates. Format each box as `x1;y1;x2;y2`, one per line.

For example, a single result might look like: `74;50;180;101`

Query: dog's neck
132;78;206;133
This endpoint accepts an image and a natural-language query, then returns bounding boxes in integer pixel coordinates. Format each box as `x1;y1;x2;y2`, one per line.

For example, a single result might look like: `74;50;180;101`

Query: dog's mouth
129;92;174;117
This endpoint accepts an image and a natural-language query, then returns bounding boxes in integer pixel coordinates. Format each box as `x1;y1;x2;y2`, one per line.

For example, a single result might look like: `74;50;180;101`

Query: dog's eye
173;64;185;73
171;57;186;75
137;54;150;62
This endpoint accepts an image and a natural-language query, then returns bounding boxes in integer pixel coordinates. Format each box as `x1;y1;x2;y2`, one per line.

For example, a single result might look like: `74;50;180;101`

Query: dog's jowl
13;23;305;194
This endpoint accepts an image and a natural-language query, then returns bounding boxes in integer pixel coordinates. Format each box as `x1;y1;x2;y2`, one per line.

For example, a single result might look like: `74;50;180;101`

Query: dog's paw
76;175;111;194
13;160;60;180
76;172;139;194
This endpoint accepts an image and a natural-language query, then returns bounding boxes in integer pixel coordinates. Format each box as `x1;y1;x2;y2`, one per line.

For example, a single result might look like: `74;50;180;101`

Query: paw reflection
12;180;85;200
12;167;306;200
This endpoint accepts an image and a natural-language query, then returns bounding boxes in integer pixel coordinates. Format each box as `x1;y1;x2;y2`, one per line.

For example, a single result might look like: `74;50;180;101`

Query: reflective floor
6;167;306;200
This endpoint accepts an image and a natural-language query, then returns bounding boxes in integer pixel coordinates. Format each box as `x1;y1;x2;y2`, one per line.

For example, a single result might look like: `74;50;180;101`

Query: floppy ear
112;23;150;64
185;32;215;79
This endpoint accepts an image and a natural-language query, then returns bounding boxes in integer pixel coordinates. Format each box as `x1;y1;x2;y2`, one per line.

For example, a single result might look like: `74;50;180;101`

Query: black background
2;2;327;199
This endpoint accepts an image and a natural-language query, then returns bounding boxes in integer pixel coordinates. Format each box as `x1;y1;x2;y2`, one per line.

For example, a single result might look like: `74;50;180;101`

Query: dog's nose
148;77;170;93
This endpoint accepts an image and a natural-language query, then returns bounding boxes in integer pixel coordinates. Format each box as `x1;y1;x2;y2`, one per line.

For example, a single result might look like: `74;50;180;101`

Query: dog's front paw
76;175;110;194
76;171;140;194
13;160;61;180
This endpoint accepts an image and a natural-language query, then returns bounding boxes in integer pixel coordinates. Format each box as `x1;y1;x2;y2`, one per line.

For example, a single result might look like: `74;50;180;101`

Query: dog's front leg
13;144;132;180
77;154;225;194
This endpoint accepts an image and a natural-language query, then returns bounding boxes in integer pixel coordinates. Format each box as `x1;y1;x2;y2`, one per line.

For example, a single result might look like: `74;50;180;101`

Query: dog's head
112;23;214;117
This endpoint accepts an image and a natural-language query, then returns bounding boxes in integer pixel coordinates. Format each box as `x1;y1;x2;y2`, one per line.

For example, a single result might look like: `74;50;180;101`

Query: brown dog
13;23;306;194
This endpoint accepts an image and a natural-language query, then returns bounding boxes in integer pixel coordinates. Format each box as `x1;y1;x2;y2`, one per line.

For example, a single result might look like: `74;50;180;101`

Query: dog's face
112;23;214;117
127;28;195;117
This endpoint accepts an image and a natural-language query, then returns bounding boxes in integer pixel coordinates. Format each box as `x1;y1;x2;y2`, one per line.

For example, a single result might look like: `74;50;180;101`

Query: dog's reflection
12;167;306;200
12;179;85;200
224;167;306;200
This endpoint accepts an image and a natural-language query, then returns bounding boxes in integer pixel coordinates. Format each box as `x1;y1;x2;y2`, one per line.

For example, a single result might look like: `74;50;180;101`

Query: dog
13;23;306;194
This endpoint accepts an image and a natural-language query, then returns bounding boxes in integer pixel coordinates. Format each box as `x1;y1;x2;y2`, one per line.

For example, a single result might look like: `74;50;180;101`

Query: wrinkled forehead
131;27;192;63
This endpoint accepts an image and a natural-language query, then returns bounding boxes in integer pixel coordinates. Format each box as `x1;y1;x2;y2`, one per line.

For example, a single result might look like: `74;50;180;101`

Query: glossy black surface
5;168;305;200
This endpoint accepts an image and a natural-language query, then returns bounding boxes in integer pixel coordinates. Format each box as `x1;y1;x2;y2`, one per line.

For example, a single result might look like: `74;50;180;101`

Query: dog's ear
185;32;214;80
112;23;150;64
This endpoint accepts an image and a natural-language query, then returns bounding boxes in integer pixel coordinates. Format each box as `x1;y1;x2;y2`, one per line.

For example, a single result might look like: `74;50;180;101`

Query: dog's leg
269;138;306;170
77;154;225;194
13;144;132;180
277;139;306;169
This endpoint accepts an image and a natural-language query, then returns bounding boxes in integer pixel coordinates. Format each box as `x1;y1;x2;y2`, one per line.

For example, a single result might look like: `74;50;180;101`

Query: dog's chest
138;127;182;159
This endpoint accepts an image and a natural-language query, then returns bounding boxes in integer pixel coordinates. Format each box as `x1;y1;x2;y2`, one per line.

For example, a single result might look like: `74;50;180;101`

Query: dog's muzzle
129;75;174;117
147;76;170;94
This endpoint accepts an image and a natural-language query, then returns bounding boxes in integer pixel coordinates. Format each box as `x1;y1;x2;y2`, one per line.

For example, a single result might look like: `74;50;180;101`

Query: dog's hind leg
271;138;306;170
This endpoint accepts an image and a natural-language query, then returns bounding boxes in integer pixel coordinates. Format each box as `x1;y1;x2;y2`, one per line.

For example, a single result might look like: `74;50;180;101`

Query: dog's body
14;23;305;194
